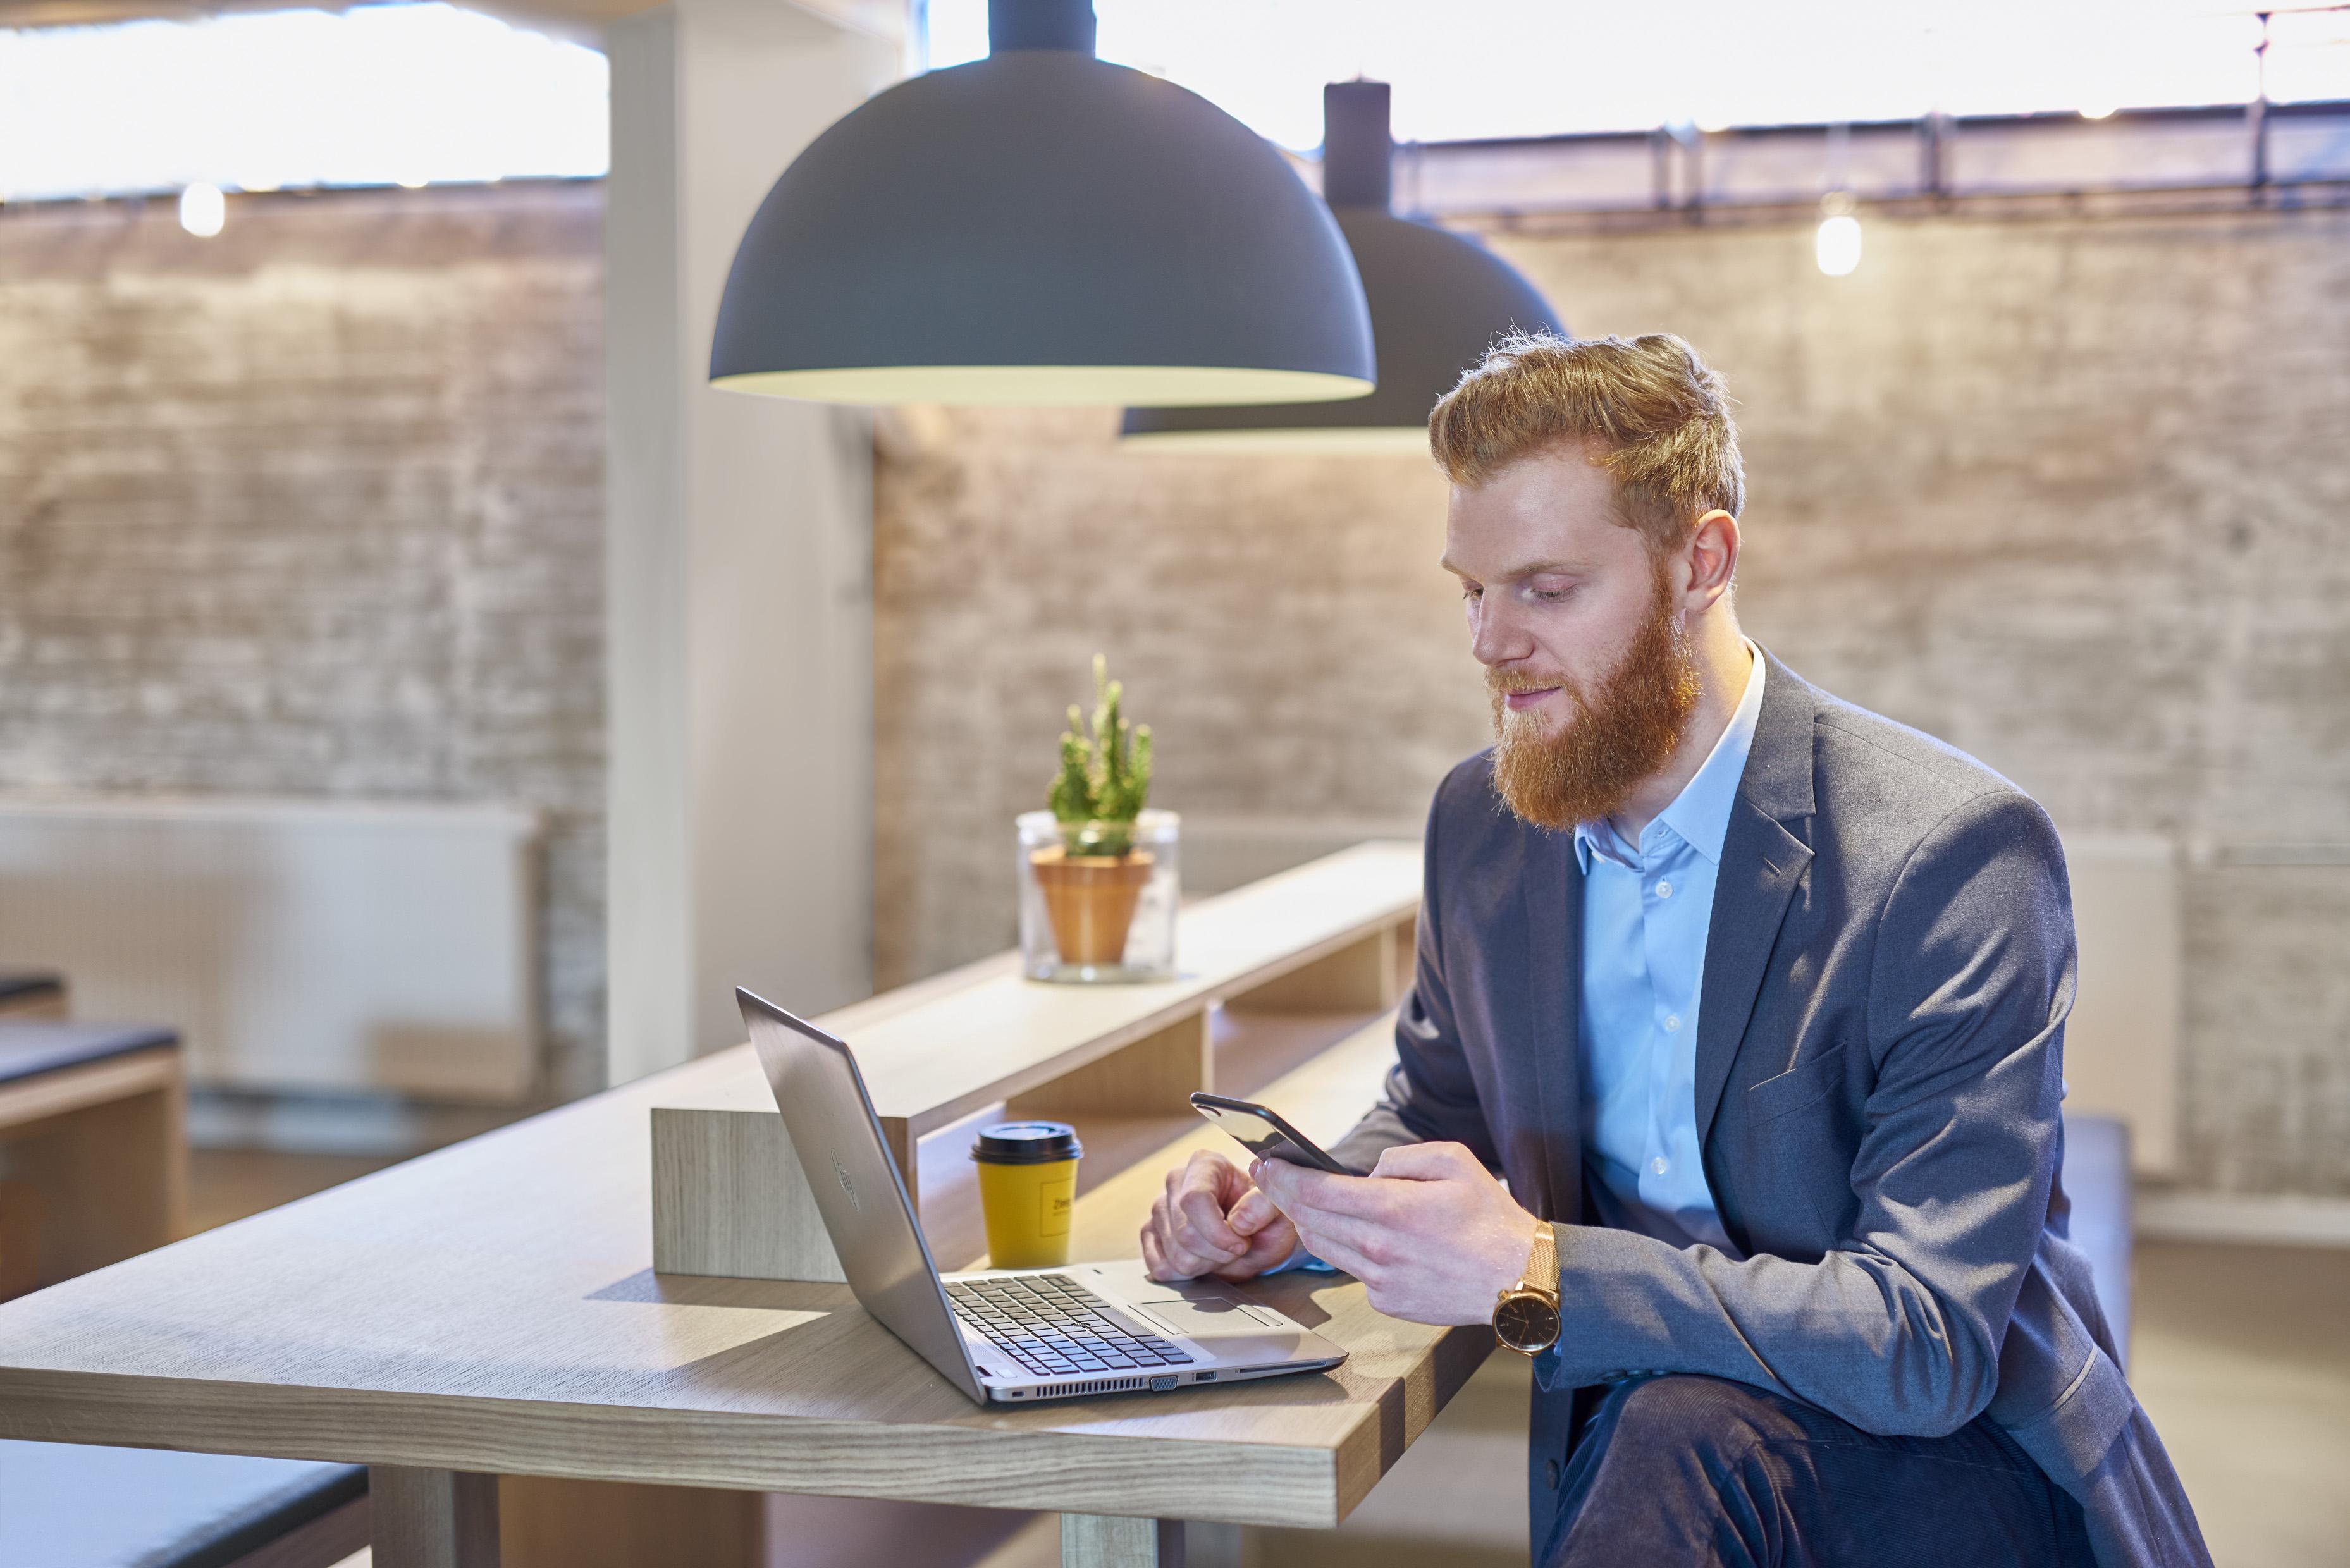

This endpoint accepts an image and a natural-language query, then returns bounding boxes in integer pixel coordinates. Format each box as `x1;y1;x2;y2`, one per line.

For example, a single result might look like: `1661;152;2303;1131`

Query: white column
605;0;903;1084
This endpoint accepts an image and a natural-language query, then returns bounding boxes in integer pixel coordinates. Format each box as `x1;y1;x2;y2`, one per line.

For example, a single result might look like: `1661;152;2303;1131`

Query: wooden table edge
0;1363;1356;1528
0;1044;181;1133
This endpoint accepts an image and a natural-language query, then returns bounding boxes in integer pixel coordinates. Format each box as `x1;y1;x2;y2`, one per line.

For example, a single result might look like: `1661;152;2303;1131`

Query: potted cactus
1019;657;1178;980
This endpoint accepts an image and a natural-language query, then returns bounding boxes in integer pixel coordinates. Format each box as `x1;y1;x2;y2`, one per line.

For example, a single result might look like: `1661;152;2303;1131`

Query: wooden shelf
650;842;1420;1283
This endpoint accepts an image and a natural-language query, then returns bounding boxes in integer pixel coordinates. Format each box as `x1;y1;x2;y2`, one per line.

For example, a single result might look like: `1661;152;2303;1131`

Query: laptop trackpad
1128;1295;1289;1339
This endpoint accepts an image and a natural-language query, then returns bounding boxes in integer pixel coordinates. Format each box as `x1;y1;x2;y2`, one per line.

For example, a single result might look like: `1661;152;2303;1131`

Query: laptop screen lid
735;987;985;1403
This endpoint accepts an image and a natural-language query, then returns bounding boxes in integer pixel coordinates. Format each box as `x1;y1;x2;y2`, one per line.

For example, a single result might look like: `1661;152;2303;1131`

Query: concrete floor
186;1147;400;1235
2130;1239;2350;1567
192;1157;2347;1567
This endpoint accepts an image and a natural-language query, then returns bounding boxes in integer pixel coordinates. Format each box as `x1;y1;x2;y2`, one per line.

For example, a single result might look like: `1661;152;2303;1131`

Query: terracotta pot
1029;847;1155;966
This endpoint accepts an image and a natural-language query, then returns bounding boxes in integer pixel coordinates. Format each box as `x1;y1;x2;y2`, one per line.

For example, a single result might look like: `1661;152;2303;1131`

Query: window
0;3;606;202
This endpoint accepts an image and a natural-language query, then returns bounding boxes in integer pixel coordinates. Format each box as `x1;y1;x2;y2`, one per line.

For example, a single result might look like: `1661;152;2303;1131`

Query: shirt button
1545;1457;1561;1490
1664;1014;1682;1032
1655;881;1672;898
1650;1156;1670;1176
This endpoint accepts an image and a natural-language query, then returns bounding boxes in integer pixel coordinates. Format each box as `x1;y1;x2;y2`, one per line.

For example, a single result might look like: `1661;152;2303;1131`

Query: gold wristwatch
1491;1220;1561;1356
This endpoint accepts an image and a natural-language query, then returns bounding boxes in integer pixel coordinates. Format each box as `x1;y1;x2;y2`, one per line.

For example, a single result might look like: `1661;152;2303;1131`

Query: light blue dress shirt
1572;643;1764;1256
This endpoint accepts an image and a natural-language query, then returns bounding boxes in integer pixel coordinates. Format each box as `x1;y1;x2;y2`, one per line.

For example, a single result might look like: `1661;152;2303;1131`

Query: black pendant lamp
708;0;1376;407
1120;81;1563;453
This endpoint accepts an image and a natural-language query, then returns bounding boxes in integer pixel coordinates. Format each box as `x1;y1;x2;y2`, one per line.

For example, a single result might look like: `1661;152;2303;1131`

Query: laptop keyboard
945;1274;1197;1378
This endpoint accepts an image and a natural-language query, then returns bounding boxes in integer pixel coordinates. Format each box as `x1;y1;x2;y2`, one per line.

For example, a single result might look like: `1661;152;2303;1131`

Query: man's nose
1470;596;1532;668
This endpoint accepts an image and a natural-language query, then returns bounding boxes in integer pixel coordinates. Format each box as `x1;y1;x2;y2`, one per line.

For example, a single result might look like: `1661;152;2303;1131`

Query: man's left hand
1252;1142;1541;1326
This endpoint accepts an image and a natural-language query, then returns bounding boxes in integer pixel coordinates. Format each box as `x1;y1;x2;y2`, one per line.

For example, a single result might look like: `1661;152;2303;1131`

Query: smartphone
1190;1092;1359;1176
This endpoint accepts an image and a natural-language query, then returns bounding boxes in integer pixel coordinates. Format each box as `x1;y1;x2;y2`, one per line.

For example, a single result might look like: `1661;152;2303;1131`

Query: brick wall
4;181;2340;1193
0;183;606;1099
873;205;2350;1199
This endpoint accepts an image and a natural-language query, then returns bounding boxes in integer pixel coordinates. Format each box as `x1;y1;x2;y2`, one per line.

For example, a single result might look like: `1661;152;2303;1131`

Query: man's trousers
1541;1374;2098;1568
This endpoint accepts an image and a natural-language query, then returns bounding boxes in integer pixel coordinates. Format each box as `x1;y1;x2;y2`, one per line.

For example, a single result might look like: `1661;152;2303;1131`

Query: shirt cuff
1259;1242;1338;1276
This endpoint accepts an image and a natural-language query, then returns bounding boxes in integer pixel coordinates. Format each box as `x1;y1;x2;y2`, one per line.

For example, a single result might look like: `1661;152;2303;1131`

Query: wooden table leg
371;1466;501;1567
1061;1514;1184;1567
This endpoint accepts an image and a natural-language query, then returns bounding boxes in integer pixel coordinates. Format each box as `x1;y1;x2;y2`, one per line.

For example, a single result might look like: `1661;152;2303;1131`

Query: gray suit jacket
1332;652;2208;1568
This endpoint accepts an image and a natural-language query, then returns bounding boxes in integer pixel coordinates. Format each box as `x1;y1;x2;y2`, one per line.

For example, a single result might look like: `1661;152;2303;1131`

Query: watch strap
1518;1220;1558;1299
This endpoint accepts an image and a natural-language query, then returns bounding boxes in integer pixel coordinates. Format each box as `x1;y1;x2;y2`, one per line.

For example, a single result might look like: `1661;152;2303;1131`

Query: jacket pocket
1745;1041;1848;1127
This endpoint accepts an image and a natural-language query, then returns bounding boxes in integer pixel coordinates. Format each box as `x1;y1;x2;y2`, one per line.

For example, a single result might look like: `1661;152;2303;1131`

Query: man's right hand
1141;1149;1301;1281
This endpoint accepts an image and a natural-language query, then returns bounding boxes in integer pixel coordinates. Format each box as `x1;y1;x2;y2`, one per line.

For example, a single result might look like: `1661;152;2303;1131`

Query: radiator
0;798;539;1103
2062;835;2182;1177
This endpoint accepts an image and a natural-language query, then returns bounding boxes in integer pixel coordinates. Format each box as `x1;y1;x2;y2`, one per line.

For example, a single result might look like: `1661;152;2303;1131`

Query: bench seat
0;1021;176;1084
0;972;66;1020
0;1441;366;1568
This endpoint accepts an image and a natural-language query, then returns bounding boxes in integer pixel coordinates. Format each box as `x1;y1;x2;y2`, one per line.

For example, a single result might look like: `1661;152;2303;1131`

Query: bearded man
1140;333;2209;1568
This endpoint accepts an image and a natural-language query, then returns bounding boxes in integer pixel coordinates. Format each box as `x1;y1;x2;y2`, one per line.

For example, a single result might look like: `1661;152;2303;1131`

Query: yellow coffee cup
971;1120;1083;1269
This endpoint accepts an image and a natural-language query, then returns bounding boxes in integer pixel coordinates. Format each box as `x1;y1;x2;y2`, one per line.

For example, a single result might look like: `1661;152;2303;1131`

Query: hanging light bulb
708;0;1374;407
1119;80;1563;454
1815;192;1861;278
179;182;226;238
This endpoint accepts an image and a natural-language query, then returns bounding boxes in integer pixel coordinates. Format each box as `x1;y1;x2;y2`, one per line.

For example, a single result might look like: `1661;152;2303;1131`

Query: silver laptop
738;988;1348;1404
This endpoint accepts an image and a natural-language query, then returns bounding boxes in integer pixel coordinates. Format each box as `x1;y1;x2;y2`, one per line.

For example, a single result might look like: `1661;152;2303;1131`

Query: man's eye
1530;586;1571;603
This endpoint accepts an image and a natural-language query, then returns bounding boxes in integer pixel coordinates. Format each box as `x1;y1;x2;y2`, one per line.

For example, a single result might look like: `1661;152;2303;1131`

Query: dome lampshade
708;0;1377;407
1120;80;1564;452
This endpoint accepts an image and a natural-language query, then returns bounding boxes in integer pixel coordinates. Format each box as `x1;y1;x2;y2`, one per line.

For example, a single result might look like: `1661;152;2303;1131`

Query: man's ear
1684;509;1740;605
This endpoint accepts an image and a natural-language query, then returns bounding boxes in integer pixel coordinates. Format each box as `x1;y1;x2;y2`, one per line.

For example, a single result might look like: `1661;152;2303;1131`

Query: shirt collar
1572;640;1766;872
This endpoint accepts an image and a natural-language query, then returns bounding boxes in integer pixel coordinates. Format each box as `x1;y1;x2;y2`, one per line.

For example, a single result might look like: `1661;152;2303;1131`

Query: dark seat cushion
0;1022;178;1087
2060;1112;2133;1368
0;1440;364;1568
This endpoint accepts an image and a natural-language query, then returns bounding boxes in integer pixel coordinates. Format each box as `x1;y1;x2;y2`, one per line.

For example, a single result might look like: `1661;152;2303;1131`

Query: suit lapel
1694;651;1819;1146
1694;802;1811;1142
1521;824;1584;1223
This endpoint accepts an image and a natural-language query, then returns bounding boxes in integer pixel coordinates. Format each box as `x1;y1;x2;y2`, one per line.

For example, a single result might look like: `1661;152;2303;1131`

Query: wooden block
372;1467;500;1568
500;1476;760;1568
650;1108;847;1284
3;1063;186;1285
881;1116;917;1203
1061;1515;1184;1568
0;993;65;1022
1006;1008;1211;1119
1223;924;1401;1015
0;1180;39;1301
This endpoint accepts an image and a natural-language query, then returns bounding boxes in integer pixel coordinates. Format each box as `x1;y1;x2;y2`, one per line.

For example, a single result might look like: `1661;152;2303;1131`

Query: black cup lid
970;1120;1083;1165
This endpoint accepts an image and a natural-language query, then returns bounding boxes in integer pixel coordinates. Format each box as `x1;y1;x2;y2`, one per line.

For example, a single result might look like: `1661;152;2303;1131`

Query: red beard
1486;565;1700;831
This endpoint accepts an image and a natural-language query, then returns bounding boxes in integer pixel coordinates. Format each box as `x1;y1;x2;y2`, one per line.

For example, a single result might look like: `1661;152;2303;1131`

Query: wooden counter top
0;1012;1485;1529
0;840;1487;1564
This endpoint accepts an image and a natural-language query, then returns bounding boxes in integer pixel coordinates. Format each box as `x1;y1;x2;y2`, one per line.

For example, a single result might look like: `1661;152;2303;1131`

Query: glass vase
1018;809;1179;983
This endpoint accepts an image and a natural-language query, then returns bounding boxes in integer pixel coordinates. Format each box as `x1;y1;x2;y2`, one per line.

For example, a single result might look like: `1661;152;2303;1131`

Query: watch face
1494;1291;1561;1354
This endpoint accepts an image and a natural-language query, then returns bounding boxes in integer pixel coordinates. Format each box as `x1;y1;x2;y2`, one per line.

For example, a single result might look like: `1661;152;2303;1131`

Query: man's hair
1428;331;1745;555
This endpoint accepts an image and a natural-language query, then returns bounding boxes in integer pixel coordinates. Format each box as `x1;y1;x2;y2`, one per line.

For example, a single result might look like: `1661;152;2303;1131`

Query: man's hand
1252;1142;1541;1325
1140;1149;1301;1282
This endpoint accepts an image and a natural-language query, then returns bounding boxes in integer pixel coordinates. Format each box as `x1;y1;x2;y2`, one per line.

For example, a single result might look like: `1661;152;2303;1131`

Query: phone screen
1190;1093;1358;1175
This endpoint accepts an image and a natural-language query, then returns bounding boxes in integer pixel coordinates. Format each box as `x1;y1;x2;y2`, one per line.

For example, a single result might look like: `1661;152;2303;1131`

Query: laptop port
1193;1371;1215;1383
1150;1375;1176;1392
